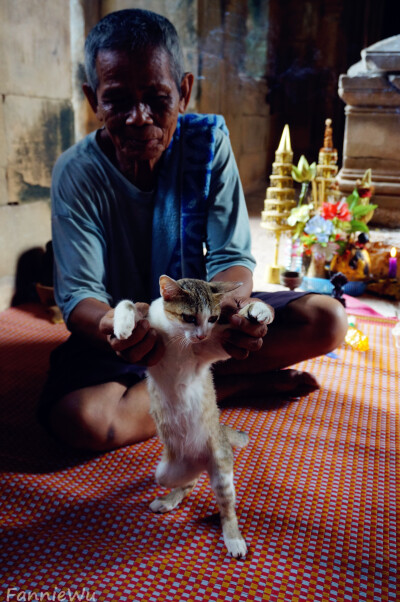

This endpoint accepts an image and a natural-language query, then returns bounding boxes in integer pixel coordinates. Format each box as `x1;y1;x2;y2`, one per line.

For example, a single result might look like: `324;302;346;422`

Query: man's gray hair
84;9;185;92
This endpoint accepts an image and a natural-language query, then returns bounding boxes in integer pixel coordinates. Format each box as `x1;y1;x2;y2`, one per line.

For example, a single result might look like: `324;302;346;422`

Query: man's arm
204;131;265;361
211;265;253;300
68;298;111;346
205;130;256;283
51;151;165;366
68;297;165;366
211;266;268;360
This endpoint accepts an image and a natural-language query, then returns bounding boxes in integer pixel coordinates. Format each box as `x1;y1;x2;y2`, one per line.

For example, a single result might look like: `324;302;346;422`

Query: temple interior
0;0;399;310
1;4;400;599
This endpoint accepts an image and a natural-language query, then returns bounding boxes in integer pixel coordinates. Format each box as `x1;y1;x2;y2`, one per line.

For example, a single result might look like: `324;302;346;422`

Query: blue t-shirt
51;114;256;324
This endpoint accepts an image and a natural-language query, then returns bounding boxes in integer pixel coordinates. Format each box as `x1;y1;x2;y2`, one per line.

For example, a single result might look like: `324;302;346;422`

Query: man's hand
99;302;165;366
220;297;269;360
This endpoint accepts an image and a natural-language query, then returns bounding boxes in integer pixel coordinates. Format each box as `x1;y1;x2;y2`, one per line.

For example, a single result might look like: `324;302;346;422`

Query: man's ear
82;83;100;117
178;72;194;113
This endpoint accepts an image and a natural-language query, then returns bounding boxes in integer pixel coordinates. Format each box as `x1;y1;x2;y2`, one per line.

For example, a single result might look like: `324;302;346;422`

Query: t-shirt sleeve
204;129;256;280
51;157;111;325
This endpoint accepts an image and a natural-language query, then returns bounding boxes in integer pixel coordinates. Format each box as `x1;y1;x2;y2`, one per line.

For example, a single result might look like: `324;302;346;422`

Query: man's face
88;47;192;170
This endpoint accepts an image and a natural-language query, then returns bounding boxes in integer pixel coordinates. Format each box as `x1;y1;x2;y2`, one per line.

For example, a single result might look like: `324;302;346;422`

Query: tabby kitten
113;275;274;558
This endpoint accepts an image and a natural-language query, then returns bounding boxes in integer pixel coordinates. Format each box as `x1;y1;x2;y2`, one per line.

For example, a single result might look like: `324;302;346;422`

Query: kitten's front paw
240;301;274;325
113;300;137;340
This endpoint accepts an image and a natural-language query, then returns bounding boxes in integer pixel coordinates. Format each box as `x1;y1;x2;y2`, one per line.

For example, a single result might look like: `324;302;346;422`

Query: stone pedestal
337;35;400;227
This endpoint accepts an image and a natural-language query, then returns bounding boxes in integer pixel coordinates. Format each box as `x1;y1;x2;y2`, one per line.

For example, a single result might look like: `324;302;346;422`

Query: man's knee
49;392;114;451
285;294;348;353
310;296;348;351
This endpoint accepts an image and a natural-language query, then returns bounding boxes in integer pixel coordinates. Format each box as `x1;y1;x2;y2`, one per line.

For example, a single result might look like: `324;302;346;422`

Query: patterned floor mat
0;305;398;601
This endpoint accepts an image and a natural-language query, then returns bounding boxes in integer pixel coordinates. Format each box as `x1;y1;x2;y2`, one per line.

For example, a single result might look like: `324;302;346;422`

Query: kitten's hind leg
221;425;249;449
150;481;197;513
209;455;247;559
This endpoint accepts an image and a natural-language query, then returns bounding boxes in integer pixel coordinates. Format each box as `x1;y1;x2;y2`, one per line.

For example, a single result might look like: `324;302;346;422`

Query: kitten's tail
222;425;249;448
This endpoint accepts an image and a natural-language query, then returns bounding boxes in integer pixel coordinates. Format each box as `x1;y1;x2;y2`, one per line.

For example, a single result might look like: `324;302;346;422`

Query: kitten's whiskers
166;333;190;350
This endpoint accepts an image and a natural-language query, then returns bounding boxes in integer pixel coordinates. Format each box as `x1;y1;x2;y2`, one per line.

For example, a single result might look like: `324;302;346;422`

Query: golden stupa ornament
314;118;339;208
261;124;296;283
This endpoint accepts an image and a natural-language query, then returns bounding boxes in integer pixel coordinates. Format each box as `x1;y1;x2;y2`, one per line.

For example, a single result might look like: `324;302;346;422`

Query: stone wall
0;0;75;307
0;1;75;204
196;0;270;193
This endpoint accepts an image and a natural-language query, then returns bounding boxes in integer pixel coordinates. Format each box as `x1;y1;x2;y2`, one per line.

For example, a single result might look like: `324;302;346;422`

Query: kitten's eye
182;313;197;325
208;315;218;323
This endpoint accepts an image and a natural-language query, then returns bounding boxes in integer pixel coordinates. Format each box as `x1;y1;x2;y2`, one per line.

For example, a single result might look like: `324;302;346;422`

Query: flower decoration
321;199;352;222
287;203;313;228
288;186;378;256
292;155;317;183
304;215;333;242
291;155;317;205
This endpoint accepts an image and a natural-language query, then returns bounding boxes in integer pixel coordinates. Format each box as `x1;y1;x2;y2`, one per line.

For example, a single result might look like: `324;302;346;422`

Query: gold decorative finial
314;118;338;207
323;118;333;150
277;124;292;153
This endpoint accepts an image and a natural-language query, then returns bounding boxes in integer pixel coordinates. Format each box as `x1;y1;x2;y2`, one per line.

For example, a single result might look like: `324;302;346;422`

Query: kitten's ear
209;281;242;295
159;275;187;301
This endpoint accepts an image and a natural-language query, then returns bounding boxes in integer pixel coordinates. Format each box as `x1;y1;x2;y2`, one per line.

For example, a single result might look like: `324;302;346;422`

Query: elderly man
39;9;347;451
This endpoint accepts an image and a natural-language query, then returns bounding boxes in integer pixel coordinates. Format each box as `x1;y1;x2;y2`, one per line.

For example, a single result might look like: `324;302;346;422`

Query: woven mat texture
0;305;399;601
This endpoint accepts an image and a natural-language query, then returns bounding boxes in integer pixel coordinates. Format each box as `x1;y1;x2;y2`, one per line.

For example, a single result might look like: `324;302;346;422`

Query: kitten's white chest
148;356;211;458
148;353;208;417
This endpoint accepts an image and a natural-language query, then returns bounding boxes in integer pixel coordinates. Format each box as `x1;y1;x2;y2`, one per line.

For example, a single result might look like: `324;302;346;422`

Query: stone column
337;35;400;227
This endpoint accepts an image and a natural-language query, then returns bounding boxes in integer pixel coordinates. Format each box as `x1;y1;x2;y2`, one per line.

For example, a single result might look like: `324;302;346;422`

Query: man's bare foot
265;369;320;397
216;368;320;405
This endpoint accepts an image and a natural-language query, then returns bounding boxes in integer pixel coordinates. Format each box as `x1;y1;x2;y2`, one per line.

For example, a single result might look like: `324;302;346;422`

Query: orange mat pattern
0;305;399;601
